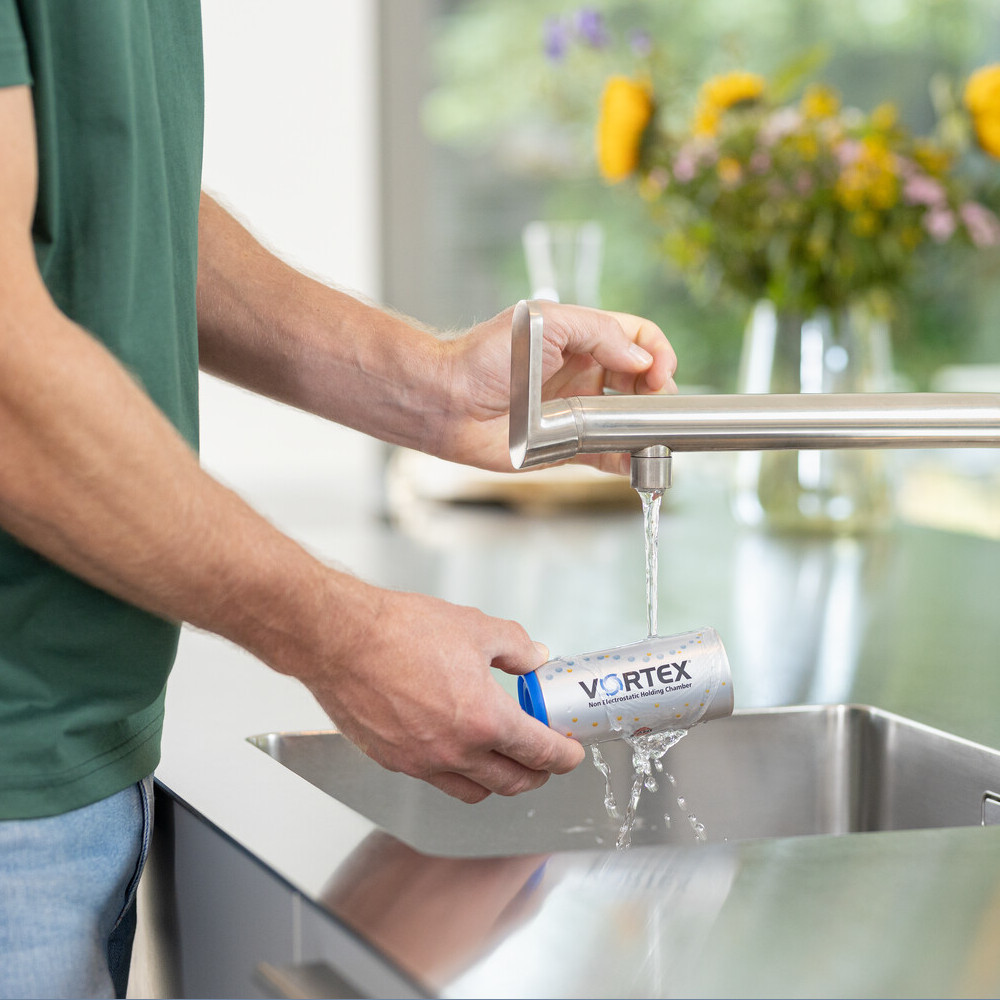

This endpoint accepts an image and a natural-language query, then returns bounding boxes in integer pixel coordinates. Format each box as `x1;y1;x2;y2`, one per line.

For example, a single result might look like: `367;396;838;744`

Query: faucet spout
509;300;1000;470
630;445;672;492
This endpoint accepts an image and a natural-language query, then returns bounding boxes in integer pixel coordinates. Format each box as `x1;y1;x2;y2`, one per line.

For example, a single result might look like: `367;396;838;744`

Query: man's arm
196;193;453;458
0;85;312;647
0;84;583;803
195;193;678;474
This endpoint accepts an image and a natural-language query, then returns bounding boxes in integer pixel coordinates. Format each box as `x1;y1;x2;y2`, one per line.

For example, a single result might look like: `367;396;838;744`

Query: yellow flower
964;64;1000;158
692;105;720;137
869;174;898;211
851;210;879;237
716;156;743;186
836;180;865;212
870;102;898;132
974;114;1000;159
701;70;766;111
793;133;820;161
964;64;1000;116
913;140;952;177
835;139;899;212
596;75;654;182
801;83;840;120
693;70;765;136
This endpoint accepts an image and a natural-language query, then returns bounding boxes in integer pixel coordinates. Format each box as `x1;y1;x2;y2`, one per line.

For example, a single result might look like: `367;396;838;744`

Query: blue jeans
0;776;154;1000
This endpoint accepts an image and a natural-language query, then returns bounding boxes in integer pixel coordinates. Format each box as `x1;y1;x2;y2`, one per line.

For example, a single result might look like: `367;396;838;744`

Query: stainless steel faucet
509;300;1000;491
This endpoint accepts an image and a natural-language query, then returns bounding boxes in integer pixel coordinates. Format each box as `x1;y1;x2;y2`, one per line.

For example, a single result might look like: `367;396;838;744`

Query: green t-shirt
0;0;204;818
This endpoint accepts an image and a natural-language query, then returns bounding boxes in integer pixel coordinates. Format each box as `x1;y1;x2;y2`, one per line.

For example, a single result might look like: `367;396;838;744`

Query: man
0;2;677;996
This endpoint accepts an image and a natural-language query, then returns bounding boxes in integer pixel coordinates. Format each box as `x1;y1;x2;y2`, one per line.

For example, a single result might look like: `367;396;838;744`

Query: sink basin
249;705;1000;857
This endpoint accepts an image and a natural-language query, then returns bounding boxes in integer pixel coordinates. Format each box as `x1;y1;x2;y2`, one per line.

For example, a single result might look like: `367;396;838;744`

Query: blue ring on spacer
517;672;548;727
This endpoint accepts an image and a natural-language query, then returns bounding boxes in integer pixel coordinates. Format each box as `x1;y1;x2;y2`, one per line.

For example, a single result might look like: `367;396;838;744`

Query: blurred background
392;0;1000;393
196;0;1000;538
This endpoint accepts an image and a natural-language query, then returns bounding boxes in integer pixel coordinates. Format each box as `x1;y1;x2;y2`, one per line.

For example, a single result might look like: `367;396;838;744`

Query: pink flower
960;201;1000;247
834;138;862;166
672;138;715;182
749;149;772;174
672;153;697;183
924;206;957;243
760;107;802;146
903;173;947;207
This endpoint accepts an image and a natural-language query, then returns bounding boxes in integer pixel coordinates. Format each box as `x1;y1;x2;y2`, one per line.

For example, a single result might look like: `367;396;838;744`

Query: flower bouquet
597;65;1000;314
593;55;1000;532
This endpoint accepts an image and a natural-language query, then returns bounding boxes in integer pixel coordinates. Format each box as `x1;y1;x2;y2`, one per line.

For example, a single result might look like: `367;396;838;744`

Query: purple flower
574;8;609;48
629;30;653;57
543;16;571;61
960;201;1000;247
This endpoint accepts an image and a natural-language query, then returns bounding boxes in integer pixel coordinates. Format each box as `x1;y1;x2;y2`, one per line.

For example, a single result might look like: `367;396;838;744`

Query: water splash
590;743;620;820
617;729;689;849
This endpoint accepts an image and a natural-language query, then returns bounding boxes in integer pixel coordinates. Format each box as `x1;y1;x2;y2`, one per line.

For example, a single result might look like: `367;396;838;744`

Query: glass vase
731;299;895;534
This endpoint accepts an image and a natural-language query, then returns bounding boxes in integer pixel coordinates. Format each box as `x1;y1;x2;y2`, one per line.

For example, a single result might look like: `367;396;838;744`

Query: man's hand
288;582;585;803
435;301;679;474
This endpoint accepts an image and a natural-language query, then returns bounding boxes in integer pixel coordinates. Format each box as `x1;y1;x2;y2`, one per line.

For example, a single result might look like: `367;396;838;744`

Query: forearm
0;279;379;679
196;193;454;455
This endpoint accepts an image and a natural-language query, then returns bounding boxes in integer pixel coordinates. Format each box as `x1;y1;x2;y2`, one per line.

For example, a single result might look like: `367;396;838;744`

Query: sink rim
247;703;1000;857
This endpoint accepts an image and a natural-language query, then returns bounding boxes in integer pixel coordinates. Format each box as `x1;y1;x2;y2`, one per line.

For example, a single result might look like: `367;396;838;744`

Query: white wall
197;0;383;529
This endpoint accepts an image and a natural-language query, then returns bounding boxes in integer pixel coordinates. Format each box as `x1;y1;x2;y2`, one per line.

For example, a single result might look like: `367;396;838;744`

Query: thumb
492;633;551;677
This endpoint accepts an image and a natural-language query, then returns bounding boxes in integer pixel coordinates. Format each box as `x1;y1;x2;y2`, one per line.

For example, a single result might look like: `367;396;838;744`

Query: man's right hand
271;580;585;804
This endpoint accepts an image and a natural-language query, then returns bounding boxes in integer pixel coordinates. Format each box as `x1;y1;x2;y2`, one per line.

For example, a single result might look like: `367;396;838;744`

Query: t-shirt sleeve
0;0;31;88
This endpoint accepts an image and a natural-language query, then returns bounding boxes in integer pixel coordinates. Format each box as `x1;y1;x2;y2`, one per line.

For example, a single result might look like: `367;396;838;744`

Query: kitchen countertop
155;449;1000;998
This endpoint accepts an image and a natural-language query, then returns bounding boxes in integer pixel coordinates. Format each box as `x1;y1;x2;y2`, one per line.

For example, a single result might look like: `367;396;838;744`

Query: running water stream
640;488;663;639
591;486;705;850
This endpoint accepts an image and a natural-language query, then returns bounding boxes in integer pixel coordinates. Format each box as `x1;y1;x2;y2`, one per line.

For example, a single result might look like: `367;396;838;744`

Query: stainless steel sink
248;705;1000;857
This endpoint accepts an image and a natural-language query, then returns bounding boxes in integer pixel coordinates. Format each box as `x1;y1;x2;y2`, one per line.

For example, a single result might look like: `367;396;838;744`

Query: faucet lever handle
509;300;580;469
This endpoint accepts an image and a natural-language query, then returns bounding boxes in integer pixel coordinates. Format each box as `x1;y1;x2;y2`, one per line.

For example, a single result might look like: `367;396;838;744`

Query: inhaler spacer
518;627;733;746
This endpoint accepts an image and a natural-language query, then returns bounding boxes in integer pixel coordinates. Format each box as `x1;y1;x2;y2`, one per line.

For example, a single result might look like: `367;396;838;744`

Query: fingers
494;715;587;779
428;752;556;805
427;771;494;804
424;640;586;802
606;310;679;395
491;632;550;677
430;716;585;804
539;302;678;394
